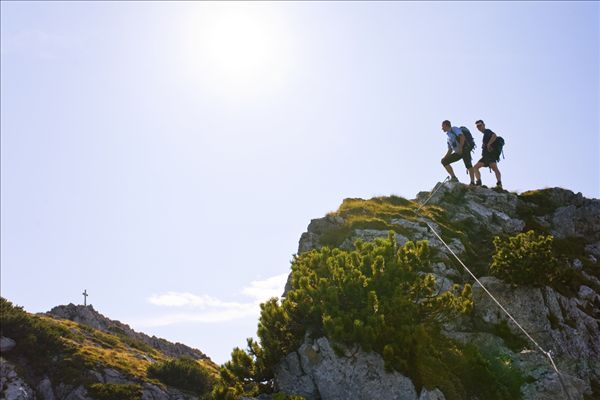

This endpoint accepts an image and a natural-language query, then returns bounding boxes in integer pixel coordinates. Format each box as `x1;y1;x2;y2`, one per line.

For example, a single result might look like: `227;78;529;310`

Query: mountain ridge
45;303;209;362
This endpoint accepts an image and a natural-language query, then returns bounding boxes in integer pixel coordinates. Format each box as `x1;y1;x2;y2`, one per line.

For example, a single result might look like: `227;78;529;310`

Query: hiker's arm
487;134;497;151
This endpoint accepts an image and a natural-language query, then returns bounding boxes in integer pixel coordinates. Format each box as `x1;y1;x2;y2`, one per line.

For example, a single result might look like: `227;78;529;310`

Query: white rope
415;176;449;214
413;178;574;400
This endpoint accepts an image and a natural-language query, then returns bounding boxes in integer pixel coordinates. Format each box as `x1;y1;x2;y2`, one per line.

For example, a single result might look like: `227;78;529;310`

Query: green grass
87;383;142;400
0;298;219;394
319;195;484;273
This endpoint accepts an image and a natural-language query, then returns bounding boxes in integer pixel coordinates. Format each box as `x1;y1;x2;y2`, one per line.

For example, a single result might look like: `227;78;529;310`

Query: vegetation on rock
215;234;524;400
87;383;142;400
0;297;218;397
147;357;215;397
490;230;561;286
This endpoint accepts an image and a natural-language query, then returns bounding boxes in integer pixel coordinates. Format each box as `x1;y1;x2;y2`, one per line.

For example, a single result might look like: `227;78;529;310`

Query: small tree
490;230;561;286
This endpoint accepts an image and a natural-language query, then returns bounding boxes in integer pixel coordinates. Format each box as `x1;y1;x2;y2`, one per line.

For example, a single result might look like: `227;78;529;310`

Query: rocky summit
274;183;600;400
46;304;209;361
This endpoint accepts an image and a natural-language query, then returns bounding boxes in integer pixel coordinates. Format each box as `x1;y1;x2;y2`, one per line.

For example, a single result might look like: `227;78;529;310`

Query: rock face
0;355;199;400
46;304;208;361
275;337;425;400
1;358;35;400
279;184;600;400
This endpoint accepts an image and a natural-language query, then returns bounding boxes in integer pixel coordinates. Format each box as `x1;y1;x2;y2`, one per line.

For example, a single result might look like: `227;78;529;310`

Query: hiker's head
475;120;485;132
442;120;451;132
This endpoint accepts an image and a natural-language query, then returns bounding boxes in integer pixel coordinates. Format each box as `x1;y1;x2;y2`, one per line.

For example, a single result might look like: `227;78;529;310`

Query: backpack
492;136;505;162
459;126;476;152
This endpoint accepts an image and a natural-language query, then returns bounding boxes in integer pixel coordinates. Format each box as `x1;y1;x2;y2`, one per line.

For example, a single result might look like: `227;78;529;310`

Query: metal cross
82;289;88;306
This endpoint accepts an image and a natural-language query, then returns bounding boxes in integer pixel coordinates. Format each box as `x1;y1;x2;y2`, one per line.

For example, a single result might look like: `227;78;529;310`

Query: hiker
473;120;502;189
440;120;475;184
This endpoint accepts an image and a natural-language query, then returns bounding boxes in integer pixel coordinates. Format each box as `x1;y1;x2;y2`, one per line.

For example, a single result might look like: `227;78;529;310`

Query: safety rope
413;178;574;400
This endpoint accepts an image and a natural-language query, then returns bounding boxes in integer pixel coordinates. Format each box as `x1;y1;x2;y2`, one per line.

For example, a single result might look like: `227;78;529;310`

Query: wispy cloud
137;273;288;327
242;273;288;301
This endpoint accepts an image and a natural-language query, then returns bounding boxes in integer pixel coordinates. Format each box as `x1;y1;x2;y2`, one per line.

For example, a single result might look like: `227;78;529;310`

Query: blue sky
1;1;598;364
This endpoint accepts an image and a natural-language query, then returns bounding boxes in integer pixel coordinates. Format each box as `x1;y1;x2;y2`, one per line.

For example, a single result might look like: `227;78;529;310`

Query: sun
179;4;293;99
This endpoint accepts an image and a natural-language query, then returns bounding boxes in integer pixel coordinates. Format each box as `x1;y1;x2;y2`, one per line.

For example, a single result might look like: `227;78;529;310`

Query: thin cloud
242;273;288;301
138;273;288;327
148;292;248;309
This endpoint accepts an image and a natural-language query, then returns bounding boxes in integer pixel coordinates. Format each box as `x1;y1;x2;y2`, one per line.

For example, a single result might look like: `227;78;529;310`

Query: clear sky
1;1;598;364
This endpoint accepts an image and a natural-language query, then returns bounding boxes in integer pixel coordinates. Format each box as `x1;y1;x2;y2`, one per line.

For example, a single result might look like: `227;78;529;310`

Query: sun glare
179;4;294;99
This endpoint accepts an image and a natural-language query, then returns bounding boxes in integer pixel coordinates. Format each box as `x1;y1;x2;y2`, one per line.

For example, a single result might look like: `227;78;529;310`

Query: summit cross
82;289;88;306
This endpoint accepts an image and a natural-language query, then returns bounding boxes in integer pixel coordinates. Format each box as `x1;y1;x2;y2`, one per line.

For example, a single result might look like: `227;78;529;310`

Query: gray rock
102;368;128;384
551;205;578;238
141;383;170;400
0;337;16;353
275;337;418;400
551;200;600;240
585;242;600;258
62;386;90;400
577;285;599;304
0;358;35;400
418;388;446;400
37;377;55;400
471;277;599;397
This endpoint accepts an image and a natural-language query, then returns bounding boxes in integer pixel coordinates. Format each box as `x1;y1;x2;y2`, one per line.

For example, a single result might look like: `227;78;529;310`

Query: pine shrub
490;230;561;286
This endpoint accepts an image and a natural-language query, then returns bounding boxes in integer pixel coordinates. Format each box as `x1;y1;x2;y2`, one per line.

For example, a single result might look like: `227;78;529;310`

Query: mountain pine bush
147;357;215;396
215;234;523;399
490;230;561;286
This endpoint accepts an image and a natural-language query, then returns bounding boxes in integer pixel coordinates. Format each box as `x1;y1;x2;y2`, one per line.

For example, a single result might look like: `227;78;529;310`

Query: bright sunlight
179;4;295;100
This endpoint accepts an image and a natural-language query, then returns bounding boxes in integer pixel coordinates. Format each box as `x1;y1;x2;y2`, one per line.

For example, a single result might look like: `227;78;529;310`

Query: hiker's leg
490;163;502;183
444;163;455;177
474;162;484;181
463;153;474;183
442;154;461;178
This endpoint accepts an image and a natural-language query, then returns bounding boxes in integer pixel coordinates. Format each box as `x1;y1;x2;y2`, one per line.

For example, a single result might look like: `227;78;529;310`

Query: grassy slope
1;299;219;398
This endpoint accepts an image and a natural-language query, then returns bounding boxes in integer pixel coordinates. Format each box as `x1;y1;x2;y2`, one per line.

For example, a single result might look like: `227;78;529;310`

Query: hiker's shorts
478;151;500;167
442;151;472;169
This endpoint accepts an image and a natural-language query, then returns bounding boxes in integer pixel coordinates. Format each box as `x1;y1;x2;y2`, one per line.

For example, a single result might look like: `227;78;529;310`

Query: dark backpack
492;136;505;161
459;126;476;152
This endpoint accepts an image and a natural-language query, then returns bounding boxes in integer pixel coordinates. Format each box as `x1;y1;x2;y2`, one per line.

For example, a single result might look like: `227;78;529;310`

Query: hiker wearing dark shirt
473;120;502;189
440;120;475;184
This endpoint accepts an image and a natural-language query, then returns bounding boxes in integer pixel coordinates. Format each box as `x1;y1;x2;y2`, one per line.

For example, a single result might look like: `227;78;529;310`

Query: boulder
0;337;16;353
275;337;418;400
0;358;35;400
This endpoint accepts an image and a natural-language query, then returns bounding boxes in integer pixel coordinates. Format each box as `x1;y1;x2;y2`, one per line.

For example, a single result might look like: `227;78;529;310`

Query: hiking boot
469;181;476;186
495;181;503;190
450;176;459;183
476;180;482;186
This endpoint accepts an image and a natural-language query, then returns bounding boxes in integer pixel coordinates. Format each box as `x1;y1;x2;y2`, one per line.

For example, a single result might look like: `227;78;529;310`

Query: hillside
215;183;600;400
1;300;219;400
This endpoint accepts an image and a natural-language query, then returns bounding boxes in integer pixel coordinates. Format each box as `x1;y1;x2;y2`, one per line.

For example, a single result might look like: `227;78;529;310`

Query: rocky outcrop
46;304;208;361
0;337;16;353
279;184;600;399
0;355;198;400
275;337;428;400
1;358;35;400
